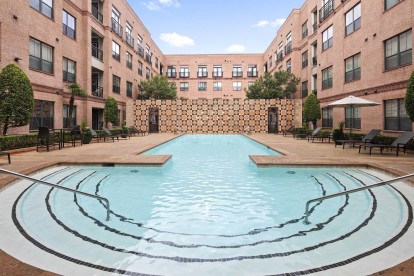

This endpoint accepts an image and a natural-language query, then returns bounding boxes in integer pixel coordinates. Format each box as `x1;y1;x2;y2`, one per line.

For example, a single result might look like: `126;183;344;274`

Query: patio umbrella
327;95;380;138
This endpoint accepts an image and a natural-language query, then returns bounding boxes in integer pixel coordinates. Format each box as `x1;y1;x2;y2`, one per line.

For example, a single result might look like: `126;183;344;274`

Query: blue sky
127;0;304;54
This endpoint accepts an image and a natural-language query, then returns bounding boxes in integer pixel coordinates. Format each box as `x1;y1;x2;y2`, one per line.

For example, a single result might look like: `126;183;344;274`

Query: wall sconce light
14;57;22;62
13;15;18;20
365;38;368;42
373;33;377;37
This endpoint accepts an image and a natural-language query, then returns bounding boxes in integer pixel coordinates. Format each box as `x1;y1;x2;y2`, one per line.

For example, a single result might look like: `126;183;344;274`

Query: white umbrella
327;95;380;138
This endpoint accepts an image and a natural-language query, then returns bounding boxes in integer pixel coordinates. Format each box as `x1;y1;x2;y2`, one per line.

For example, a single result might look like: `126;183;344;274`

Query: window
233;81;242;91
213;82;222;91
113;75;120;94
63;57;76;82
30;0;53;18
345;3;361;36
29;37;53;74
345;107;361;129
167;66;176;78
302;51;308;68
232;66;242;77
63;104;76;128
138;61;143;76
112;41;120;61
302;21;308;39
322;108;333;128
146;67;150;79
385;0;401;10
345;53;361;82
180;66;189;78
155;57;159;69
198;66;208;77
30;100;54;130
384;99;412;131
213;66;223;77
322;25;333;50
198;82;207;91
322;66;333;89
269;56;273;68
180;82;189;91
137;35;144;56
286;59;292;73
320;0;334;22
111;6;122;37
385;30;412;70
145;45;151;63
126;81;132;98
125;22;134;48
126;52;132;69
277;43;284;61
301;81;308;98
247;65;258;77
286;32;292;54
62;10;76;39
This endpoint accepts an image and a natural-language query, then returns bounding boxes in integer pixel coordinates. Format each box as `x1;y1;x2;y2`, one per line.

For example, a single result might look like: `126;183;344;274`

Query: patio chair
282;126;295;137
0;151;11;164
129;126;146;136
101;126;119;142
89;128;102;142
335;129;381;149
295;127;321;140
359;131;414;156
308;130;332;143
63;125;82;147
37;126;60;152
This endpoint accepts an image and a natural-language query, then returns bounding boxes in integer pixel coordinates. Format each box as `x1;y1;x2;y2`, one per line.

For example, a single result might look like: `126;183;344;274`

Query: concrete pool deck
0;133;413;275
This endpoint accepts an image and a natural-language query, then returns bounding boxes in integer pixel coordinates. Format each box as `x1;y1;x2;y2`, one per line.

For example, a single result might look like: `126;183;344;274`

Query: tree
405;70;414;122
303;92;321;128
66;83;88;129
138;75;177;99
0;64;34;135
245;71;300;99
104;97;119;127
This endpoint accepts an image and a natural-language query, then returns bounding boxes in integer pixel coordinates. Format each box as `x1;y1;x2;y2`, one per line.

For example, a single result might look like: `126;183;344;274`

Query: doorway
92;108;103;130
268;107;278;133
149;108;159;133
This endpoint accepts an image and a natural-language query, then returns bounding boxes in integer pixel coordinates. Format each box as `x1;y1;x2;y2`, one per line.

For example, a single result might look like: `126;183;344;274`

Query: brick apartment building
0;0;413;134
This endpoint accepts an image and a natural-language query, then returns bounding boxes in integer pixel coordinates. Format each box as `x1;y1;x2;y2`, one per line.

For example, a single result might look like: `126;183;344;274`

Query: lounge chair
295;127;321;140
359;131;414;156
335;129;381;149
0;151;11;164
101;126;119;142
282;126;295;137
128;126;146;136
89;128;102;142
308;130;331;143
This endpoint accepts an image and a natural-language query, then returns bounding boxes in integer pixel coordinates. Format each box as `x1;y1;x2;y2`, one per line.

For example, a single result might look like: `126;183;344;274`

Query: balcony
232;71;243;77
91;5;103;23
145;53;152;64
179;72;190;78
247;71;258;77
212;71;223;78
112;51;120;61
91;45;103;61
126;33;134;48
285;42;292;54
137;46;144;57
319;0;334;23
197;72;208;78
92;84;103;98
277;51;284;61
167;72;177;78
111;18;123;37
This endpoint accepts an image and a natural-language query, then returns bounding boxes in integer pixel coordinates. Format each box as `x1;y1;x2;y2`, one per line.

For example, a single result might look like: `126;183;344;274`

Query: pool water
1;135;414;275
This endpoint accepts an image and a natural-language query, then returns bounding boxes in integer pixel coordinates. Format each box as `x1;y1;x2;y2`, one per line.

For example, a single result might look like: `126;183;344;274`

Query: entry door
268;108;278;133
149;108;159;133
92;108;103;130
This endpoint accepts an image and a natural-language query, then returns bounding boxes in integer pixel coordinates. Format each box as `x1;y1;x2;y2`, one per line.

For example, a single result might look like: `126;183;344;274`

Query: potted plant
80;119;92;144
332;121;345;145
120;120;129;138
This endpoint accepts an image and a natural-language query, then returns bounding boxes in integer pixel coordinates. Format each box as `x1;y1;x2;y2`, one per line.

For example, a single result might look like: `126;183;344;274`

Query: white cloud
225;44;246;54
142;0;180;11
252;18;286;28
159;33;194;47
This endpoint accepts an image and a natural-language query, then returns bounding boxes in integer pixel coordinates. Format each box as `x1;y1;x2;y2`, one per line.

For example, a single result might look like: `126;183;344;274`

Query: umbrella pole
350;105;353;140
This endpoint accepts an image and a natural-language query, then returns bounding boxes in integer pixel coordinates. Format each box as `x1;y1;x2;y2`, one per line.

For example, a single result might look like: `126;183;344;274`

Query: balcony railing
92;84;103;98
198;87;207;91
319;0;334;23
92;45;103;61
277;51;284;61
111;18;123;37
285;42;292;54
197;72;208;78
179;72;190;78
232;71;243;77
167;72;177;78
137;46;144;57
112;51;120;61
63;71;76;83
212;71;223;78
91;5;103;23
145;53;152;64
247;71;258;77
126;33;134;48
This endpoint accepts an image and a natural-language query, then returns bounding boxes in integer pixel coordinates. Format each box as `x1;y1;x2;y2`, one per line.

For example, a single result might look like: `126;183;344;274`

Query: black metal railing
92;84;103;98
197;72;208;78
277;51;284;61
212;71;223;77
319;0;334;23
232;71;243;77
111;18;123;37
145;53;152;64
179;72;190;78
63;71;76;83
91;5;103;23
247;71;258;77
112;51;120;61
126;33;134;48
167;72;176;78
137;46;144;57
285;42;292;54
198;87;207;91
92;45;103;61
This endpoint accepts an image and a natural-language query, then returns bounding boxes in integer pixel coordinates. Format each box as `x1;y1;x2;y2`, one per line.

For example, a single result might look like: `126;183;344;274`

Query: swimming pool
0;135;414;275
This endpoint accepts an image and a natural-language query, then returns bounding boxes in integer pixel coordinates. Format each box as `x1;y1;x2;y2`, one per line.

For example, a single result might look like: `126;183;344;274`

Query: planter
81;132;92;144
